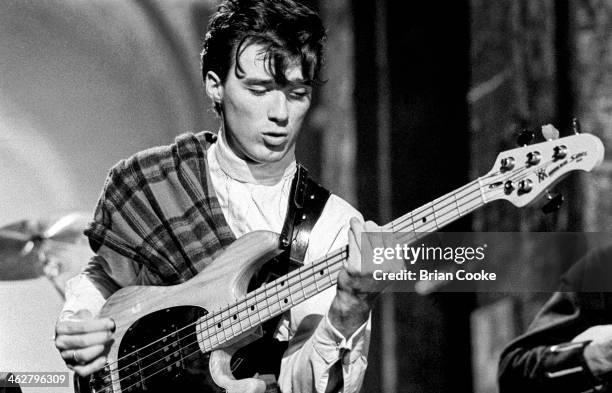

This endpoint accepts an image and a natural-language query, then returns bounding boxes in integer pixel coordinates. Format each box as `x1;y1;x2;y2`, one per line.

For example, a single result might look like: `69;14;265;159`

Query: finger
72;355;108;377
364;220;384;250
363;220;380;232
60;345;106;365
349;217;363;249
347;220;362;273
55;330;113;350
56;317;115;335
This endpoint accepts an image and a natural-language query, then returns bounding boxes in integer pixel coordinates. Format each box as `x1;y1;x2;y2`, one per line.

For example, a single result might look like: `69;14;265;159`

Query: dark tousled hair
201;0;326;96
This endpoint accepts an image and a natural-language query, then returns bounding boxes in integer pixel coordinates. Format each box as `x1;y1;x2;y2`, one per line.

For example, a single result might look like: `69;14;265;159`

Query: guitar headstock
482;133;604;207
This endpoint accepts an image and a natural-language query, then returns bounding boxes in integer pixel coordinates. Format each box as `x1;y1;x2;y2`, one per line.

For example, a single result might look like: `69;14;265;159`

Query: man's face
214;44;312;164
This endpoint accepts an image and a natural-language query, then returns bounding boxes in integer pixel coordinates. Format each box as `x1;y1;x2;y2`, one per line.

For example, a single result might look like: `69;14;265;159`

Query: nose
267;91;289;124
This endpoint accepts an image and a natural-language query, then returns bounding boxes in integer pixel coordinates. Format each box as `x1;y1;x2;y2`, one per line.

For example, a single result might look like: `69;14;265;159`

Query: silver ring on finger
73;350;80;364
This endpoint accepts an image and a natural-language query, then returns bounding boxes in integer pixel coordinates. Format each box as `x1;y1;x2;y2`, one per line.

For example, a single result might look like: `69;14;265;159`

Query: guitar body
75;231;284;393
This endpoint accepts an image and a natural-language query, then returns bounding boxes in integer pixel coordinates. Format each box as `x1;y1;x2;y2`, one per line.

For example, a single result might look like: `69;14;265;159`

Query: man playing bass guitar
54;1;389;392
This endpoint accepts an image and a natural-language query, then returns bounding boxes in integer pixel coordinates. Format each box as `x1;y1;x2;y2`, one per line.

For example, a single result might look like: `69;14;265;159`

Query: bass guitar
75;131;604;393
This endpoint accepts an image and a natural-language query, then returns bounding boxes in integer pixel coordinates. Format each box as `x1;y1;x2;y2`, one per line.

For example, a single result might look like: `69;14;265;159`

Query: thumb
347;218;363;272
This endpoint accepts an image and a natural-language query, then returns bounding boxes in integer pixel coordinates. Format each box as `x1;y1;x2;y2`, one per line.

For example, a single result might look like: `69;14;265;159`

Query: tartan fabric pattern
84;131;236;285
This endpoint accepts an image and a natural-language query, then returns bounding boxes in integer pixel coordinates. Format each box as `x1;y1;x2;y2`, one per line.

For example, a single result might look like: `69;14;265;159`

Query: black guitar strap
231;164;331;387
258;163;332;282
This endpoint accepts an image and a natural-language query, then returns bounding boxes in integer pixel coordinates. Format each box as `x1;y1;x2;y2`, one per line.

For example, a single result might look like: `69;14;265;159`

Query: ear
205;71;224;104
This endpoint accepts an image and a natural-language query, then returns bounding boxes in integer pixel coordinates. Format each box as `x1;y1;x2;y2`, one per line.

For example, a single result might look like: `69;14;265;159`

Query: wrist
328;290;371;338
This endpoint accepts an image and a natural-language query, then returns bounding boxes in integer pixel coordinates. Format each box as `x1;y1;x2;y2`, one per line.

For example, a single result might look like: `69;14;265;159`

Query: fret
200;318;213;352
303;264;319;298
232;301;245;334
278;279;291;315
285;272;299;306
413;203;434;231
220;306;235;339
264;281;282;317
431;201;440;230
315;256;329;290
453;190;462;217
297;267;308;301
457;187;483;216
392;209;414;233
228;303;242;337
405;211;416;232
432;193;460;225
211;311;223;347
311;262;321;292
244;294;257;329
253;289;267;325
258;285;273;322
238;300;250;333
216;309;230;343
320;256;333;289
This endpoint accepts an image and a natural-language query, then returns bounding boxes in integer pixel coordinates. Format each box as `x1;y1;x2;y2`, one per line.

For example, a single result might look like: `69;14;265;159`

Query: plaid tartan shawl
84;132;236;285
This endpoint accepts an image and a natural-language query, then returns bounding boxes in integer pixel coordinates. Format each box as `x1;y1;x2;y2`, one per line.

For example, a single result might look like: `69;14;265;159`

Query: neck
215;128;295;185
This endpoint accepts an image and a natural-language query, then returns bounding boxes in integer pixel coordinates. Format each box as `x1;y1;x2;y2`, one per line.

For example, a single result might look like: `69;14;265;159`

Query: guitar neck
196;177;490;350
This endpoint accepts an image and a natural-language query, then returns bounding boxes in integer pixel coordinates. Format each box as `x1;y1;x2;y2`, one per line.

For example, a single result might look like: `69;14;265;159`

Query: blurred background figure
1;0;611;392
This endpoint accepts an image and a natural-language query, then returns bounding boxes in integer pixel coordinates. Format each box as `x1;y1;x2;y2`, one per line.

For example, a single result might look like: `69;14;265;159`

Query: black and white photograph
1;1;611;392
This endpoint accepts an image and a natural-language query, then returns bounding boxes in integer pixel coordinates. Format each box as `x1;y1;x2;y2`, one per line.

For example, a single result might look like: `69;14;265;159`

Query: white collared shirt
63;131;370;392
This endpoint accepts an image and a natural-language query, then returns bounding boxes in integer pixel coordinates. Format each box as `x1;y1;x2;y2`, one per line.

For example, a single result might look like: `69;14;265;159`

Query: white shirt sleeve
61;245;141;317
277;195;370;393
278;307;371;393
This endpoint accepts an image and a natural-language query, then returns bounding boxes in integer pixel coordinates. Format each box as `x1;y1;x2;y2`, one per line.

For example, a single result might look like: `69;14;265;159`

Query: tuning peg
542;192;564;214
541;124;560;140
517;129;535;146
572;117;581;134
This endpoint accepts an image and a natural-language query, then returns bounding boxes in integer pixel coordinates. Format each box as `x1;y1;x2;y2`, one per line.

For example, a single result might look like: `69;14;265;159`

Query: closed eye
248;87;269;96
289;89;310;100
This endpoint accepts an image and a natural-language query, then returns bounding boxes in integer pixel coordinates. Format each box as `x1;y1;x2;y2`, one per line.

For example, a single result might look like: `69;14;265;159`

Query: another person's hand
54;309;115;377
330;218;398;338
573;325;612;378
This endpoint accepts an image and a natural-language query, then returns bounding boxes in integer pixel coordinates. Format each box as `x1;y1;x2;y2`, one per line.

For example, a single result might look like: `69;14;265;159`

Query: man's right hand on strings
54;309;115;377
